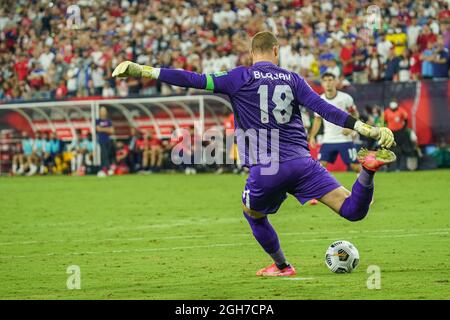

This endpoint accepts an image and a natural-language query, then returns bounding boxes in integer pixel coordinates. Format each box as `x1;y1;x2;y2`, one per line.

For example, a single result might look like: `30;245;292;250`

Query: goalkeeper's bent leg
339;168;374;222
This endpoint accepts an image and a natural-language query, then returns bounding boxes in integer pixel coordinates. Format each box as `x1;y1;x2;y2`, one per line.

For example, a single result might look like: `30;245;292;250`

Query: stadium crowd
1;0;449;101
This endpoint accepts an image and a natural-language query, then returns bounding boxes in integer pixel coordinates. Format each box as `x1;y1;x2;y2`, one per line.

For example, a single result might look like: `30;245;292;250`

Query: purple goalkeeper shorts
242;156;342;214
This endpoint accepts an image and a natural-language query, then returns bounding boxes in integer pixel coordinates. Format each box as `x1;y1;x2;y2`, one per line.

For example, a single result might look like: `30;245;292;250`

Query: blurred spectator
431;138;450;168
69;132;95;175
38;46;55;71
142;132;163;173
432;38;450;79
128;128;144;172
298;46;316;78
42;132;53;174
398;49;412;82
443;23;450;49
96;107;115;176
325;59;340;78
384;100;411;171
21;131;34;175
366;48;383;82
213;3;236;27
420;41;435;79
49;132;62;160
11;132;25;175
319;50;335;76
55;80;68;99
409;45;422;81
386;28;407;56
407;18;421;49
417;25;437;52
377;34;394;63
81;133;94;169
32;131;44;175
67;130;82;174
102;82;115;98
405;129;422;171
66;62;80;97
115;141;130;174
92;64;105;96
384;49;400;81
14;53;29;82
279;36;298;71
352;39;369;84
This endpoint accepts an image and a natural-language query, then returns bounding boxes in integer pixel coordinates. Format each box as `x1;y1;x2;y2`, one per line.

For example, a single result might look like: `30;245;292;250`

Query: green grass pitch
0;170;449;300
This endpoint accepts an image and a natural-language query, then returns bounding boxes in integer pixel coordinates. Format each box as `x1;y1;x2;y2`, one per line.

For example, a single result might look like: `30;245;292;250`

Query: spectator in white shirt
407;18;421;48
213;3;236;27
279;37;295;70
66;62;80;97
326;59;341;78
299;46;316;77
91;64;105;95
236;1;251;22
38;46;55;71
102;82;115;98
377;34;393;63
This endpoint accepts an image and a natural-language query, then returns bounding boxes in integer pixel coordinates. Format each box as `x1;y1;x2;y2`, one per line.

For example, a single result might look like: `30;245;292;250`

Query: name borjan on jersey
253;71;291;81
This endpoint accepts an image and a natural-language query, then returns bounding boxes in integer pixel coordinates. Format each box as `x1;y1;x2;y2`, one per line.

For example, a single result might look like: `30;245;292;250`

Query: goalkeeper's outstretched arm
293;75;396;149
113;61;395;149
112;61;210;90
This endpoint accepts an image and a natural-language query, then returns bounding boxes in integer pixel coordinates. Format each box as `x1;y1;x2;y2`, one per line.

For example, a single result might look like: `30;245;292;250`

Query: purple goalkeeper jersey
158;61;351;166
208;61;350;165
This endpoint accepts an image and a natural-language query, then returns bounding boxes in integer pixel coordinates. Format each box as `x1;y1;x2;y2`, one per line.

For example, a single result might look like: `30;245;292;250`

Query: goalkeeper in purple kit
112;31;396;277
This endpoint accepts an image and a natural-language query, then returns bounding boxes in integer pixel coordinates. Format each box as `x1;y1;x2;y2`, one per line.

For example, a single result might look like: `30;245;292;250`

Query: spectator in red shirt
409;45;422;81
340;38;354;80
14;54;29;81
142;132;163;173
115;141;130;175
417;25;437;52
55;80;68;99
438;7;450;22
27;62;45;90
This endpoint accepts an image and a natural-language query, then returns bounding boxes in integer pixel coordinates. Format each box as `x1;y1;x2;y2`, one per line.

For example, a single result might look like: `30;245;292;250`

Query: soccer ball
325;240;360;273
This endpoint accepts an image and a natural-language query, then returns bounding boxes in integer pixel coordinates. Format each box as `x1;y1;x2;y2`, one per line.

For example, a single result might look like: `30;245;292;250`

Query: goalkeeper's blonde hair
251;31;279;54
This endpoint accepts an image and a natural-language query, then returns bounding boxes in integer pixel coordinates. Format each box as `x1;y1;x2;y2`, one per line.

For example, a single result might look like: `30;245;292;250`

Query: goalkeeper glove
112;61;159;79
354;120;396;149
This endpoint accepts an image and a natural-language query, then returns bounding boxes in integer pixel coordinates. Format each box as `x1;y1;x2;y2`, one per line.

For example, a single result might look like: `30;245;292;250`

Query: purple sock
358;167;375;187
339;179;374;222
243;212;288;267
243;212;280;253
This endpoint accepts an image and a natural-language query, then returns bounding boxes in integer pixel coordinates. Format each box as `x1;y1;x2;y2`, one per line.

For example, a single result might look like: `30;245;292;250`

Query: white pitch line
104;217;242;231
0;234;208;246
0;228;449;247
282;277;315;281
0;231;447;260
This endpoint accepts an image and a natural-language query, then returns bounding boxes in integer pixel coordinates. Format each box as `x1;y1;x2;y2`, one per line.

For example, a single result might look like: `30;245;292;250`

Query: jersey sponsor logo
253;71;291;81
213;71;228;77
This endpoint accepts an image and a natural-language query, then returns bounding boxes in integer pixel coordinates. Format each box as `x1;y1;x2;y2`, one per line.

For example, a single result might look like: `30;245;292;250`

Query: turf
0;170;449;300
